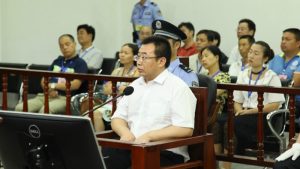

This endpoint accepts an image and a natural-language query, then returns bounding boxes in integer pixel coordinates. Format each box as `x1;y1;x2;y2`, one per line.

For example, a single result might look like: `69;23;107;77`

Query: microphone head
123;86;134;96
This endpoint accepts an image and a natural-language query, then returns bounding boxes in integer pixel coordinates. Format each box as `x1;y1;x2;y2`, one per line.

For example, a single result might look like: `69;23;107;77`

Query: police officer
131;0;163;42
152;19;199;87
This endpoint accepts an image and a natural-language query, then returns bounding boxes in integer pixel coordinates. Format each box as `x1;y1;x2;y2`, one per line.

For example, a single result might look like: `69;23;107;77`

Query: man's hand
49;90;58;98
120;133;136;142
276;143;300;161
235;109;248;116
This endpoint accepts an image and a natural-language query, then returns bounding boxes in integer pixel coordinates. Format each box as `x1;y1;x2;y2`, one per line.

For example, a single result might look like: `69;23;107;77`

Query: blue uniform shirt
131;0;163;31
168;58;198;87
268;54;300;81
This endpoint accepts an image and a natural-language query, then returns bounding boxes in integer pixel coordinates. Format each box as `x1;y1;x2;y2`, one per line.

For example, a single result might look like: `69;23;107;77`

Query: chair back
101;58;117;75
27;64;50;94
197;74;217;116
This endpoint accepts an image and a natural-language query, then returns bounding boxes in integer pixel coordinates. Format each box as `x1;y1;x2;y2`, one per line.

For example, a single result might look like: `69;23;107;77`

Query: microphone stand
81;93;124;117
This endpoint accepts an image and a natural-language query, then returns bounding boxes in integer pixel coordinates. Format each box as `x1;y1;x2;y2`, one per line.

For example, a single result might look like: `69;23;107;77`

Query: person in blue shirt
152;20;198;87
268;28;300;81
131;0;163;42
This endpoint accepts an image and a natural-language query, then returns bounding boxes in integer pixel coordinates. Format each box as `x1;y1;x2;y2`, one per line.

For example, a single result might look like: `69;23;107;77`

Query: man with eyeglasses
152;20;199;87
102;36;197;169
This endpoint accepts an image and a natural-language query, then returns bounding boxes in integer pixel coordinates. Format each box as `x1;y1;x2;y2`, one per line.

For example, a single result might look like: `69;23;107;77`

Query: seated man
102;36;197;169
15;34;88;114
274;134;300;169
77;24;103;69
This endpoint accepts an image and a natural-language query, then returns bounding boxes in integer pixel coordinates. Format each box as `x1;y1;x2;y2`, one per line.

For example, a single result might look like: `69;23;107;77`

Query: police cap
152;20;187;41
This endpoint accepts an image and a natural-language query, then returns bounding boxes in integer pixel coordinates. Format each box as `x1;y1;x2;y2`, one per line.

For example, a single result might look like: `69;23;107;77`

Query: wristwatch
50;83;56;90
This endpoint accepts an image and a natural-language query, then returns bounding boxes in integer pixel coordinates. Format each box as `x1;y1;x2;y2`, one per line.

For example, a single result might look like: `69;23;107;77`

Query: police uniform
152;19;199;87
131;0;163;32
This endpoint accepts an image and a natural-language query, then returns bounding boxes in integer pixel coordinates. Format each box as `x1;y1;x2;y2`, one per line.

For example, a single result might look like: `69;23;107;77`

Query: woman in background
94;43;139;132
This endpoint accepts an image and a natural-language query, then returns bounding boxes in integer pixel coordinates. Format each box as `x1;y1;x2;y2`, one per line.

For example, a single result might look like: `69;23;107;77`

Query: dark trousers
273;157;300;169
234;113;270;155
102;147;184;169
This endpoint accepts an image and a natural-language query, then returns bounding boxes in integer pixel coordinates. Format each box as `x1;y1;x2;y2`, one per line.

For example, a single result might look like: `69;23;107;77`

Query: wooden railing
217;83;300;167
1;67;300;167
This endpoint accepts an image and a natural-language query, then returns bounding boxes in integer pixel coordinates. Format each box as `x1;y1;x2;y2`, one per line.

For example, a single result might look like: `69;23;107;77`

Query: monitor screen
0;110;106;169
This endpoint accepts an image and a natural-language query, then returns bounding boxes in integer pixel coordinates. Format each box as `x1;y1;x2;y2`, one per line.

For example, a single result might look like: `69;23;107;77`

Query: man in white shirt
77;24;103;69
228;35;255;76
227;19;256;64
102;36;197;169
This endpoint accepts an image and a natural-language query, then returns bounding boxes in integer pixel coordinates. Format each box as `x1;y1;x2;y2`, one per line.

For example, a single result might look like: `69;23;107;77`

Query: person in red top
177;22;197;57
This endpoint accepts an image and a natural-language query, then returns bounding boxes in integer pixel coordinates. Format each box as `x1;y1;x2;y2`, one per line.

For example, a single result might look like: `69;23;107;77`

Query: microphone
81;86;134;116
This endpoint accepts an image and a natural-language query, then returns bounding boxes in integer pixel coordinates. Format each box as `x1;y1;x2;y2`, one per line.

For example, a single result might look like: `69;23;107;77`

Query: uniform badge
156;21;162;29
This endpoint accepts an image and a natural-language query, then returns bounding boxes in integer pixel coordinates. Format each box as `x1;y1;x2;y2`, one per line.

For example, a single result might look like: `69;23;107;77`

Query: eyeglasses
134;53;157;62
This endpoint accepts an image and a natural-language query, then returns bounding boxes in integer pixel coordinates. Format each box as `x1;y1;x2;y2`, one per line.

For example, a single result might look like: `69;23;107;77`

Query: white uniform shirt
78;46;103;69
228;60;249;76
112;69;196;161
227;45;242;65
233;68;285;108
189;53;208;74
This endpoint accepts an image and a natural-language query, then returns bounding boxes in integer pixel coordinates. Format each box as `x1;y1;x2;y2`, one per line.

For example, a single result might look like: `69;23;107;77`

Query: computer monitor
0;110;106;169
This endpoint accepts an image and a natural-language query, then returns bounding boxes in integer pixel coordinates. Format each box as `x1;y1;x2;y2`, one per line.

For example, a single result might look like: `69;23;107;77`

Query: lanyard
283;56;298;72
247;68;265;98
196;61;202;74
211;70;221;79
80;46;94;59
61;60;73;73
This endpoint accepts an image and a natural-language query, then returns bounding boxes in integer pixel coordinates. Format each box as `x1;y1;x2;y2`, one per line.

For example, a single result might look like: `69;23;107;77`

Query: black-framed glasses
134;53;157;62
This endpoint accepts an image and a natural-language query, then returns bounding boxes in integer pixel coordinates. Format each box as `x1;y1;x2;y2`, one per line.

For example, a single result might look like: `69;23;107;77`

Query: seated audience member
189;29;215;74
227;18;256;64
136;26;153;47
233;41;285;155
93;43;139;132
228;35;255;76
77;24;103;69
200;45;230;155
268;28;300;81
15;34;88;114
274;134;300;169
102;36;197;169
152;20;198;87
210;30;228;64
177;22;197;57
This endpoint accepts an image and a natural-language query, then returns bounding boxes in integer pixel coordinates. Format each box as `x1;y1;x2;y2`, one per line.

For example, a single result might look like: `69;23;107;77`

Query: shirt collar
143;0;151;7
138;69;169;85
80;45;94;53
168;58;180;72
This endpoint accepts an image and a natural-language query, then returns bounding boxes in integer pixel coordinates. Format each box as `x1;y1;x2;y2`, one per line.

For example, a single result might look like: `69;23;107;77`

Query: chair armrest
97;133;214;151
266;109;289;153
95;130;117;138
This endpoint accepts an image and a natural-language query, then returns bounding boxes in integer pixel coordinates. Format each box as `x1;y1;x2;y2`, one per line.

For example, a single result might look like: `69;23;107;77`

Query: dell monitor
0;110;106;169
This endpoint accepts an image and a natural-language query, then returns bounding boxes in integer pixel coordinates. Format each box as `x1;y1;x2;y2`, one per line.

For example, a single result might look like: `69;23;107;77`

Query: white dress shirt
112;69;196;161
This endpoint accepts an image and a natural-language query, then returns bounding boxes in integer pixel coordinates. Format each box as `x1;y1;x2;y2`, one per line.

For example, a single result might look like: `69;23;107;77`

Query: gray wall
1;0;300;64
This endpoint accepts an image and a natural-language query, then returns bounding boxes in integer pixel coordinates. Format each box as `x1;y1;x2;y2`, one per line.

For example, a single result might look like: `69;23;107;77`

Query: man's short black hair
283;28;300;41
239;19;256;36
77;24;96;42
196;29;215;42
210;30;221;47
178;22;195;36
142;36;171;68
239;35;255;45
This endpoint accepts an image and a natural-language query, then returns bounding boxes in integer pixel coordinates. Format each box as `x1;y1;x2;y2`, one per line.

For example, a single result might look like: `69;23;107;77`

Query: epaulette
151;2;157;6
179;64;192;73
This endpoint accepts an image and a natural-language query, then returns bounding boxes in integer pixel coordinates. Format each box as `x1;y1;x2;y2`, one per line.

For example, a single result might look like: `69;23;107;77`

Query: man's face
281;32;300;53
59;36;76;59
239;38;252;59
137;43;166;82
196;33;212;51
237;22;253;38
77;28;92;45
180;26;193;42
139;27;153;42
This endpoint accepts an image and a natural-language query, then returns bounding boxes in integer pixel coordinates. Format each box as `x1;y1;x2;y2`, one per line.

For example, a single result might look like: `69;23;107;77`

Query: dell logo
28;125;41;138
